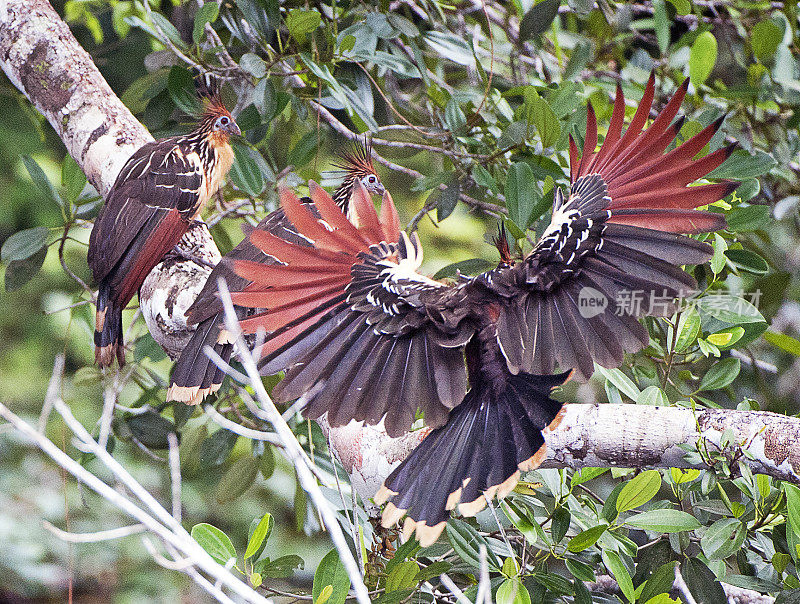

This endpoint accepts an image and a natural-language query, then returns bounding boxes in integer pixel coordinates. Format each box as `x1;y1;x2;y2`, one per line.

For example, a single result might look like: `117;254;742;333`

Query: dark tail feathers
95;282;125;367
167;314;231;405
375;371;569;546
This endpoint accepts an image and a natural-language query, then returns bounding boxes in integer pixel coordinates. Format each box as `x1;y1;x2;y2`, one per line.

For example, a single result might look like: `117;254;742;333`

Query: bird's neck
189;130;234;201
332;176;356;209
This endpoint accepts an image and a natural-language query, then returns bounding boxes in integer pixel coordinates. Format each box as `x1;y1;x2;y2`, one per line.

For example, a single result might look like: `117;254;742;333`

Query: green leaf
167;66;202;115
667;0;690;15
616;470;662;513
230;142;266;196
706;326;744;349
751;20;783;60
4;247;47;291
698;357;740;391
519;0;560;41
566;523;607;552
710;234;727;275
312;549;351;604
637;385;668;406
385;560;419;593
191;523;236;566
21;155;63;208
179;423;207;473
524;90;560;148
653;0;669;55
689;31;718;88
286;9;321;43
565;557;596;582
444;98;467;133
596;367;641;401
245;513;273;559
785;484;800;538
724;249;768;275
505;162;538;229
259;444;276;479
571;467;608;486
287;130;320;169
551;507;570;543
121;69;169;114
240;53;268;78
149;11;186;49
433;258;496;280
434;177;461;222
199;428;238;467
133;332;167;362
192;1;219;43
701;518;745;559
502;501;540;545
496;578;531;604
602;550;634;603
708;149;776;180
216;454;260;504
680;558;727;604
446;519;501;571
1;227;49;262
563;42;592;82
639;562;678;603
624;509;702;533
764;331;800;356
726;205;771;232
62;154;87;203
697;295;764;324
255;554;304;579
125;412;175;449
670;468;700;484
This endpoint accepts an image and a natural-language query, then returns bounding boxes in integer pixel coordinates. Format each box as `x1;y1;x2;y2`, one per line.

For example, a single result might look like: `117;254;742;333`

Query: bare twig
43;520;146;543
216;278;371;604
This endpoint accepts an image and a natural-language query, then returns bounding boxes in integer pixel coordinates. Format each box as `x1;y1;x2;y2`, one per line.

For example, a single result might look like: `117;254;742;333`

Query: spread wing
88;138;205;283
230;184;471;438
492;75;737;379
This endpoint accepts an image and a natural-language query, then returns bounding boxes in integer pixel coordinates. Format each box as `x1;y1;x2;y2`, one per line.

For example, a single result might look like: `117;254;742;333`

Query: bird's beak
375;182;386;195
227;121;242;137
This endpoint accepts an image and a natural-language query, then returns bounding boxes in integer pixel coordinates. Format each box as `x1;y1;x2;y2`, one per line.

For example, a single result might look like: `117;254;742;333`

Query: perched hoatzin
88;88;240;367
166;140;385;405
228;75;737;545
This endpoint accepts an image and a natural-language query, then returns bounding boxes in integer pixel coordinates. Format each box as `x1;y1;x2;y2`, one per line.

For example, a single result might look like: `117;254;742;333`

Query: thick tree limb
315;403;800;511
0;0;150;195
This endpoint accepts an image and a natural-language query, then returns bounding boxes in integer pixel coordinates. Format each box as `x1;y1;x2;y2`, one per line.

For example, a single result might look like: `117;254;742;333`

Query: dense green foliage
3;0;800;601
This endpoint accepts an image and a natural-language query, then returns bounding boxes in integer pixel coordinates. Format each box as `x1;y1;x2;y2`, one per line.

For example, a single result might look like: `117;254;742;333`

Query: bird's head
195;76;241;140
335;138;385;196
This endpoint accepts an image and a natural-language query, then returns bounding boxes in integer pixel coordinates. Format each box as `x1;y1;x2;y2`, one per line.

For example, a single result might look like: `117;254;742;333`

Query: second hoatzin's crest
331;137;384;208
229;74;737;545
166;138;386;405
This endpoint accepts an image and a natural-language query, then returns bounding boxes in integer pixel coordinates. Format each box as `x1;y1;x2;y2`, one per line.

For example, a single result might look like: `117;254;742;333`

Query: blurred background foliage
3;0;800;601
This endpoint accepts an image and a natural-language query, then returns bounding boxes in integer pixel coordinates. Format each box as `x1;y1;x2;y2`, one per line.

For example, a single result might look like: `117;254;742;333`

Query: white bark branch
314;403;800;511
0;0;150;195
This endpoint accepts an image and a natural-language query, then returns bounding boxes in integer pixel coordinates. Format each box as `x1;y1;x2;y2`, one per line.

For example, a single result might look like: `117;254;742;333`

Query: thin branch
0;402;271;604
216;278;371;604
38;353;65;433
167;432;182;523
203;403;283;445
43;520;146;543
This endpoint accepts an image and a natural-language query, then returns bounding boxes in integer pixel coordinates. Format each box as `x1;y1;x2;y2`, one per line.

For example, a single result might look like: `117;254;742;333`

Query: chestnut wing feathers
88;139;205;282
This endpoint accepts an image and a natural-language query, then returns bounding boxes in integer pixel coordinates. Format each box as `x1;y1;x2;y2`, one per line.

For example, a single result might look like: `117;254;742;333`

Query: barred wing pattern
228;75;737;546
231;185;471;438
493;75;737;379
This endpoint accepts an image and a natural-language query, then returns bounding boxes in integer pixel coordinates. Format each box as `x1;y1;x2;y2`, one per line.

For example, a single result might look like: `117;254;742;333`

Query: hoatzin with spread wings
166;140;385;405
226;75;738;545
88;85;240;367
